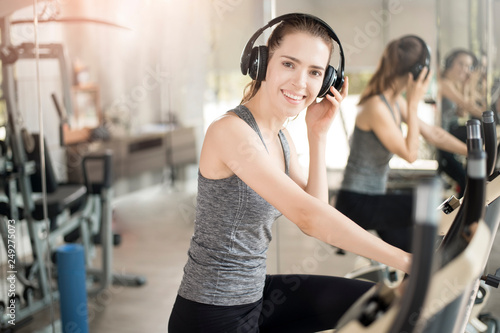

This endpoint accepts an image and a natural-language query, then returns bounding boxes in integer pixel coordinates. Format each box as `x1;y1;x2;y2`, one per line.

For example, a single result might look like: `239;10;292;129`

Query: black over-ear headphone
240;13;345;98
403;35;431;80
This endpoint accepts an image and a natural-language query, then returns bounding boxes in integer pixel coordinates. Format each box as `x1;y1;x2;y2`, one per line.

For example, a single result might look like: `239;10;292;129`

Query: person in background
437;49;484;197
335;36;467;253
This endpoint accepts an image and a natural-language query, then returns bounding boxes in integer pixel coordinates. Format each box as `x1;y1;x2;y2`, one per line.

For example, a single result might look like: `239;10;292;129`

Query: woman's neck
243;92;287;135
382;88;401;103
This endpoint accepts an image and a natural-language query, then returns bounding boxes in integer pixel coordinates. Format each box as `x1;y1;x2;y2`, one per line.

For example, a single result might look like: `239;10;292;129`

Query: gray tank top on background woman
341;94;401;195
441;96;459;132
178;105;290;306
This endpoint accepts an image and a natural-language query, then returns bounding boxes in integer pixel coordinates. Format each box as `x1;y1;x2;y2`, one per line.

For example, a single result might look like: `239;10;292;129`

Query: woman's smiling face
261;31;331;117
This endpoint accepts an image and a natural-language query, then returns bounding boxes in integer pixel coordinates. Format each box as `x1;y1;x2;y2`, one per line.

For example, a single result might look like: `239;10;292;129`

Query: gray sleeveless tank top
441;96;458;132
178;105;290;306
340;94;400;195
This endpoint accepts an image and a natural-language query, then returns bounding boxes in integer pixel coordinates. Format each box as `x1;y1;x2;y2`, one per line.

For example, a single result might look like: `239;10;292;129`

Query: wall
59;0;211;132
208;0;437;74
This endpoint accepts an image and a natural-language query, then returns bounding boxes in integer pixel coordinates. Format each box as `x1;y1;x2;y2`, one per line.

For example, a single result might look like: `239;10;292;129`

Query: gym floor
13;172;500;332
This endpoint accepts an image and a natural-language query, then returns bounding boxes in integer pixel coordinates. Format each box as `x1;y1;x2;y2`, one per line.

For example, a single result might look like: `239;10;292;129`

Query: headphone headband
240;13;345;97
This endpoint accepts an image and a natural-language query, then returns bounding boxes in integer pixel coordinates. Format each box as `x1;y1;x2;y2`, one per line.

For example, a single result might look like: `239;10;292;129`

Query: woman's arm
202;114;411;274
418;119;467;155
302;119;329;203
360;71;430;164
361;94;420;163
305;80;348;202
286;80;348;203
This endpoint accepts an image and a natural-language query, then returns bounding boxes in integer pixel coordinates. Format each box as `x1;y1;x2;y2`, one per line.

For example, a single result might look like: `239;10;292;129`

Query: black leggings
437;122;467;198
335;189;414;252
168;274;374;333
437;149;466;198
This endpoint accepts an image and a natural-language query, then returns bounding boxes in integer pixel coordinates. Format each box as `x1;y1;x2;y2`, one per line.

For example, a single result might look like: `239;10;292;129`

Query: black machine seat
0;202;25;220
32;183;87;221
0;183;86;222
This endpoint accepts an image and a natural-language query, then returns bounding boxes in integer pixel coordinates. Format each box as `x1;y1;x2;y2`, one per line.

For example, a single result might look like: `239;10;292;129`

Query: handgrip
482;111;497;177
467;119;482;153
389;178;440;333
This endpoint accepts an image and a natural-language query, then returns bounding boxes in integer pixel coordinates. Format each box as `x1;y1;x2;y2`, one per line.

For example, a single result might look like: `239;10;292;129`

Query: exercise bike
336;117;500;332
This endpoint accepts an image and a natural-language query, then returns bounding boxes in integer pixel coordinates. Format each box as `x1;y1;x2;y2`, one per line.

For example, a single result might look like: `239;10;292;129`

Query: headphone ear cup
409;63;423;81
248;46;268;81
248;47;259;80
334;75;344;92
318;65;337;98
256;46;268;81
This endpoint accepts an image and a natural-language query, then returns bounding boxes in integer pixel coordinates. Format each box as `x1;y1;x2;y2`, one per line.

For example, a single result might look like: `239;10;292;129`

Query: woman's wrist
308;135;326;154
401;251;412;274
307;130;328;145
406;99;420;112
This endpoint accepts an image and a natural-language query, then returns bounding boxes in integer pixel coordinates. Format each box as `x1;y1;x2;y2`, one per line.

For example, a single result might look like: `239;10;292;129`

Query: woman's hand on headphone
406;67;432;107
305;77;349;138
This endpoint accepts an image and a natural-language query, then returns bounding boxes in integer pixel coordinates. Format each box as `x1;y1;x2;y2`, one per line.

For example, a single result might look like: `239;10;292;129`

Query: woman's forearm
305;133;329;203
420;120;467;156
404;101;421;163
296;199;412;274
434;130;467;155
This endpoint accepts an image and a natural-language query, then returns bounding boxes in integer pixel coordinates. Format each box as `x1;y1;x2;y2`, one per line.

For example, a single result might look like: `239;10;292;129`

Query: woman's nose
292;70;307;88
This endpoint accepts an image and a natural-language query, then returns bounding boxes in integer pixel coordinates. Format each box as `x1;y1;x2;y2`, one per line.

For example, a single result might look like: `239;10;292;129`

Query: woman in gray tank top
169;15;413;333
336;36;467;252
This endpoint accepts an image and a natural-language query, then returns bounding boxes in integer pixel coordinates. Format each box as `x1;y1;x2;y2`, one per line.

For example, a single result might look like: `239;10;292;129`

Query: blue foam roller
56;244;89;333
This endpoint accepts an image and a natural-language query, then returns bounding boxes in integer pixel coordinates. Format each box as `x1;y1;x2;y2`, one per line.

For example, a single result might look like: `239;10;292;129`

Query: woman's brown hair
358;36;426;105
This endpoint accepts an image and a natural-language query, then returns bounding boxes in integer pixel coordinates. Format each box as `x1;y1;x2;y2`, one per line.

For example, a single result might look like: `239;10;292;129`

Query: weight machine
0;9;145;331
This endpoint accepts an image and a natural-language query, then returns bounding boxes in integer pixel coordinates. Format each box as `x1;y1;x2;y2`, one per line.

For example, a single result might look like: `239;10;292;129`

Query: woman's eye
311;70;322;77
283;62;293;68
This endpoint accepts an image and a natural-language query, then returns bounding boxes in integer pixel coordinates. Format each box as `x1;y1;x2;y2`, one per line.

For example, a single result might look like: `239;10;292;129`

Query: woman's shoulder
205;108;253;142
361;93;387;107
209;108;243;128
200;110;248;179
358;93;404;130
357;95;383;130
358;94;388;117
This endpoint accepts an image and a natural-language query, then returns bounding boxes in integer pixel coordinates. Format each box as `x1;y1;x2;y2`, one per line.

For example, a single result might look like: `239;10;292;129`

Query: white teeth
283;91;303;100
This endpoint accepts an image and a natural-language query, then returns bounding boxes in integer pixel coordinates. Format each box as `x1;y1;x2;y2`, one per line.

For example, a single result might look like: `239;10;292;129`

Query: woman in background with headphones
168;14;411;333
437;49;484;198
335;36;467;253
